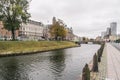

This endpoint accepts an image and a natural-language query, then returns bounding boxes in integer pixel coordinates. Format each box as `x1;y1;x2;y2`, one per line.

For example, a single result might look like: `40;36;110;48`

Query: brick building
0;21;18;40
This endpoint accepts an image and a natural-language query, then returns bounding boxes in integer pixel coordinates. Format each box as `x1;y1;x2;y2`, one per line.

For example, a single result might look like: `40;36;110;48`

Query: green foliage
0;0;30;40
115;39;120;43
92;53;98;72
82;64;90;80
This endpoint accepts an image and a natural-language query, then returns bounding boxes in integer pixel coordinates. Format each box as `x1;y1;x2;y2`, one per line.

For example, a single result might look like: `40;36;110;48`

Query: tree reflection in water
49;50;66;80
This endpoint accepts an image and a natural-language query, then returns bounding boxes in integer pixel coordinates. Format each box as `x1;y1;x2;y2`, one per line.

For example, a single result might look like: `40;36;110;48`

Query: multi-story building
65;27;74;41
110;22;117;36
43;24;51;40
100;22;117;41
19;20;44;41
106;27;111;35
73;35;80;42
101;31;106;39
95;36;102;41
109;35;117;41
0;21;18;40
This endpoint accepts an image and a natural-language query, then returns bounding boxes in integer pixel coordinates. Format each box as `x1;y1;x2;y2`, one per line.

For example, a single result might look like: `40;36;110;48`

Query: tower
110;22;117;36
52;17;56;25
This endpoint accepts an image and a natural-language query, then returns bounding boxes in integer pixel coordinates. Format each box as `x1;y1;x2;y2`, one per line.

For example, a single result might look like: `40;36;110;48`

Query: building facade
65;27;74;41
110;22;117;36
101;31;106;39
19;20;44;41
43;24;51;40
73;35;80;42
100;22;117;41
106;27;111;35
109;35;117;41
95;36;102;41
0;21;18;40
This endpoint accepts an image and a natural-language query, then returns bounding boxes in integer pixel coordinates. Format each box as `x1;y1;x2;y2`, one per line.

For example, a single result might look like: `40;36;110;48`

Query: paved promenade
106;43;120;80
92;43;107;80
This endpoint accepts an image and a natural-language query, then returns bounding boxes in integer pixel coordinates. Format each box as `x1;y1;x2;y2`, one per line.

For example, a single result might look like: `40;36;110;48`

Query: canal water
0;44;100;80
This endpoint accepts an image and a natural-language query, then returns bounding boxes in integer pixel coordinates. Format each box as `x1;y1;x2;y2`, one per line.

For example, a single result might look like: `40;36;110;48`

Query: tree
82;64;90;80
57;25;67;40
92;53;98;72
50;17;67;40
0;0;30;40
116;39;120;43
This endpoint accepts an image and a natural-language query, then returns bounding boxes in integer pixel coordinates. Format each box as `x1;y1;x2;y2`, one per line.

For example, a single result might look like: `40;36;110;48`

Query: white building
19;20;44;41
65;27;74;41
43;24;51;40
73;35;80;42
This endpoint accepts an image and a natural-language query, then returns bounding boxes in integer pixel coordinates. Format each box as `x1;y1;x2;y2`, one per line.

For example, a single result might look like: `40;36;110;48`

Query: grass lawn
0;41;77;55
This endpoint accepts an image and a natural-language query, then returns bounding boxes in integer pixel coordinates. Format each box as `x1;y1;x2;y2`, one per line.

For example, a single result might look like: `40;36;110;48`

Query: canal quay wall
89;43;120;80
90;43;107;80
80;43;106;80
0;41;78;57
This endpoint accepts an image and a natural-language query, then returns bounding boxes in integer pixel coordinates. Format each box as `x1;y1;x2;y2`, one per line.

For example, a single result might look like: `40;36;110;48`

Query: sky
29;0;120;38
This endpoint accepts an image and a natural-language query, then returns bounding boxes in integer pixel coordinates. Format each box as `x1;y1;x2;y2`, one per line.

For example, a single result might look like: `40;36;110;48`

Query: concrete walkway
106;43;120;80
90;44;107;80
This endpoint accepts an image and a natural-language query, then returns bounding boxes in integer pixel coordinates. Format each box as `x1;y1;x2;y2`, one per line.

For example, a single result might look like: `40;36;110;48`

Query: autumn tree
50;17;67;40
0;0;30;40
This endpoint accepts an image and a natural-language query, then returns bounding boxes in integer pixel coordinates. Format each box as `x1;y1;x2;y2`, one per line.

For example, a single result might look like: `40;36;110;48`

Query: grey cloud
29;0;120;38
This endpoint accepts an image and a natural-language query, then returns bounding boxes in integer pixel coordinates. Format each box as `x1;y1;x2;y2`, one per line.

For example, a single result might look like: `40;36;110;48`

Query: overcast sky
29;0;120;38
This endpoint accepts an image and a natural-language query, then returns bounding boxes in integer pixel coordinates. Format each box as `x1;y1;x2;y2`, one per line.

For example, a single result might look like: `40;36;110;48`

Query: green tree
116;39;120;43
0;0;30;40
82;64;90;80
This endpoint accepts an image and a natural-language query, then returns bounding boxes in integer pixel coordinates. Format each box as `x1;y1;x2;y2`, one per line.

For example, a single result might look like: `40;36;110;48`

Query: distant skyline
29;0;120;38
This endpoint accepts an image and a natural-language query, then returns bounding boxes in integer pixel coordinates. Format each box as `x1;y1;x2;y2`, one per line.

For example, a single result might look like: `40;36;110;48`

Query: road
106;43;120;80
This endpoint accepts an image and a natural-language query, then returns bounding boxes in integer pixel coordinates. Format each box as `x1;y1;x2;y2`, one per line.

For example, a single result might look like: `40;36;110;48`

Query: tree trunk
55;36;57;40
55;34;58;40
11;28;15;41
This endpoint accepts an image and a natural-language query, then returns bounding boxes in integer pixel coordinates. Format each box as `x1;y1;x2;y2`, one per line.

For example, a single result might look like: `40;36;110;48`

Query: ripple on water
0;44;100;80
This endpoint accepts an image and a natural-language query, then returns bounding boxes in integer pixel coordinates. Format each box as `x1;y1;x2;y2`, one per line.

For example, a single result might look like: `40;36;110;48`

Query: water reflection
0;44;100;80
49;50;66;80
0;58;21;80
